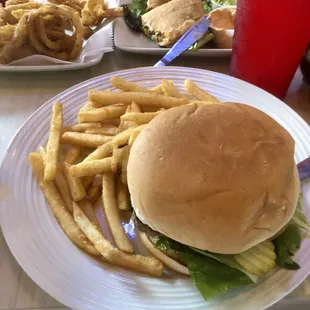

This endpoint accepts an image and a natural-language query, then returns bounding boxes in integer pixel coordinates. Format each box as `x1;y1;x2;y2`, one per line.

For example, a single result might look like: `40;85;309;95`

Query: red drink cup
230;0;310;99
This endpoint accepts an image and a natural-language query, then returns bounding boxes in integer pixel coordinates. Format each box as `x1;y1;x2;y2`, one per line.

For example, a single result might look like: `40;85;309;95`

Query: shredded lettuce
154;236;253;300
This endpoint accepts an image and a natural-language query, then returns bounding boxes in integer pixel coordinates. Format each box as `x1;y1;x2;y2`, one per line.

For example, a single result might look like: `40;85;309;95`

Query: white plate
1;66;310;310
113;0;232;56
0;56;103;72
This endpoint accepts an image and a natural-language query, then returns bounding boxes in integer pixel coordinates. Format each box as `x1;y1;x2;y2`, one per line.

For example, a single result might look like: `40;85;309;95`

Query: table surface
1;50;310;310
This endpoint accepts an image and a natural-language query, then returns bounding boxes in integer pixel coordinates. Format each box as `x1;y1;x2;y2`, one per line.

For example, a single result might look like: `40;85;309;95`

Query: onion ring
0;24;15;41
0;14;28;64
28;5;83;60
5;0;31;6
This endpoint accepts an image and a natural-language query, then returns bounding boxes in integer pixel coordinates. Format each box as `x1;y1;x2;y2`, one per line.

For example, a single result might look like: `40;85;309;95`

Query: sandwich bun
128;103;300;254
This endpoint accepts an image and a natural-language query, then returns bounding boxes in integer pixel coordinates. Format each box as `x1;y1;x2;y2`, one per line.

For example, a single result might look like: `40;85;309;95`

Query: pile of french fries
29;76;220;277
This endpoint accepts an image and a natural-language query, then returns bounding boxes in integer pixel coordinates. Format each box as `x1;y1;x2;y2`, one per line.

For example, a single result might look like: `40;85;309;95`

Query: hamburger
127;102;309;300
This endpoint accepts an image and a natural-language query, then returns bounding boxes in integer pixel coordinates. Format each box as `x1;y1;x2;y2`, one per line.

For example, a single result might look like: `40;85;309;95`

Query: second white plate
113;0;232;56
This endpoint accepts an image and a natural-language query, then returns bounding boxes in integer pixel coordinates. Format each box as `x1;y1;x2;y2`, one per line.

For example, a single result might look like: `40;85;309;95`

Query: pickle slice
235;241;277;276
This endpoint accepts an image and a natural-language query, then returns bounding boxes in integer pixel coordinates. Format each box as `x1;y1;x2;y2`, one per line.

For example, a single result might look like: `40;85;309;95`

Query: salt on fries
116;176;131;211
162;78;184;98
121;111;162;125
89;91;189;109
61;132;113;147
102;173;134;253
29;77;220;277
70;157;112;177
29;153;99;256
184;79;221;104
44;102;63;181
72;202;163;277
0;0;124;64
65;146;81;165
87;174;102;202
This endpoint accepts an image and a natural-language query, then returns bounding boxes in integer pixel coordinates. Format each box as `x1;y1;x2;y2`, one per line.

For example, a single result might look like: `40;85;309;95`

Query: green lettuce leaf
292;194;310;233
188;33;214;52
202;0;213;13
128;0;147;18
190;247;258;282
273;224;301;270
154;236;253;300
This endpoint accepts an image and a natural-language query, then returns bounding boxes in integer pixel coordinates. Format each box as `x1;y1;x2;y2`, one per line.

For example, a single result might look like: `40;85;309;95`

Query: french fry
83;141;113;162
89;91;189;109
117;104;137;133
70;157;112;177
38;145;46;159
29;153;99;256
78;104;127;123
112;127;136;148
151;84;164;95
100;117;121;126
129;125;146;146
130;101;141;113
55;164;73;213
62;162;87;202
38;146;73;213
184;80;221;104
85;125;118;136
188;101;214;107
102;173;134;253
116;176;131;211
65;146;81;165
111;147;124;173
5;2;42;11
110;77;152;93
78;199;101;231
121;112;161;125
72;202;164;277
44;102;63;181
121;145;130;184
104;7;124;18
62;122;102;133
87;174;102;203
61;132;113;148
162;79;184;98
82;176;94;190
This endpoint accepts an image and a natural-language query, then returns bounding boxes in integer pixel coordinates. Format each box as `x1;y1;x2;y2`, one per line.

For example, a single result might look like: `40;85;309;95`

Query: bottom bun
139;232;189;275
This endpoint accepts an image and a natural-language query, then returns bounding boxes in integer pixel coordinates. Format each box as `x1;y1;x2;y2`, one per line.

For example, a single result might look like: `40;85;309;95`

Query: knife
154;16;211;67
298;157;310;181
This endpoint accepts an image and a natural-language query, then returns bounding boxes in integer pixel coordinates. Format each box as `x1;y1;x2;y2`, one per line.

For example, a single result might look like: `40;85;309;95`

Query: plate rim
1;66;310;310
0;56;103;72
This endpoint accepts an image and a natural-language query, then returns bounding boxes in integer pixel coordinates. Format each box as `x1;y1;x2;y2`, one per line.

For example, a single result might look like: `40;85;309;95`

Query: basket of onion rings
0;0;123;64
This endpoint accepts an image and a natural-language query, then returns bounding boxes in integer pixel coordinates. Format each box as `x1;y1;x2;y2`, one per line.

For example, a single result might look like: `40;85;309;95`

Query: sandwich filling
134;195;310;300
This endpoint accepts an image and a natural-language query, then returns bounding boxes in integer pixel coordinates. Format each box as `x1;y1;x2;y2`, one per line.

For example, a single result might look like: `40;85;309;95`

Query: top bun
127;103;300;254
